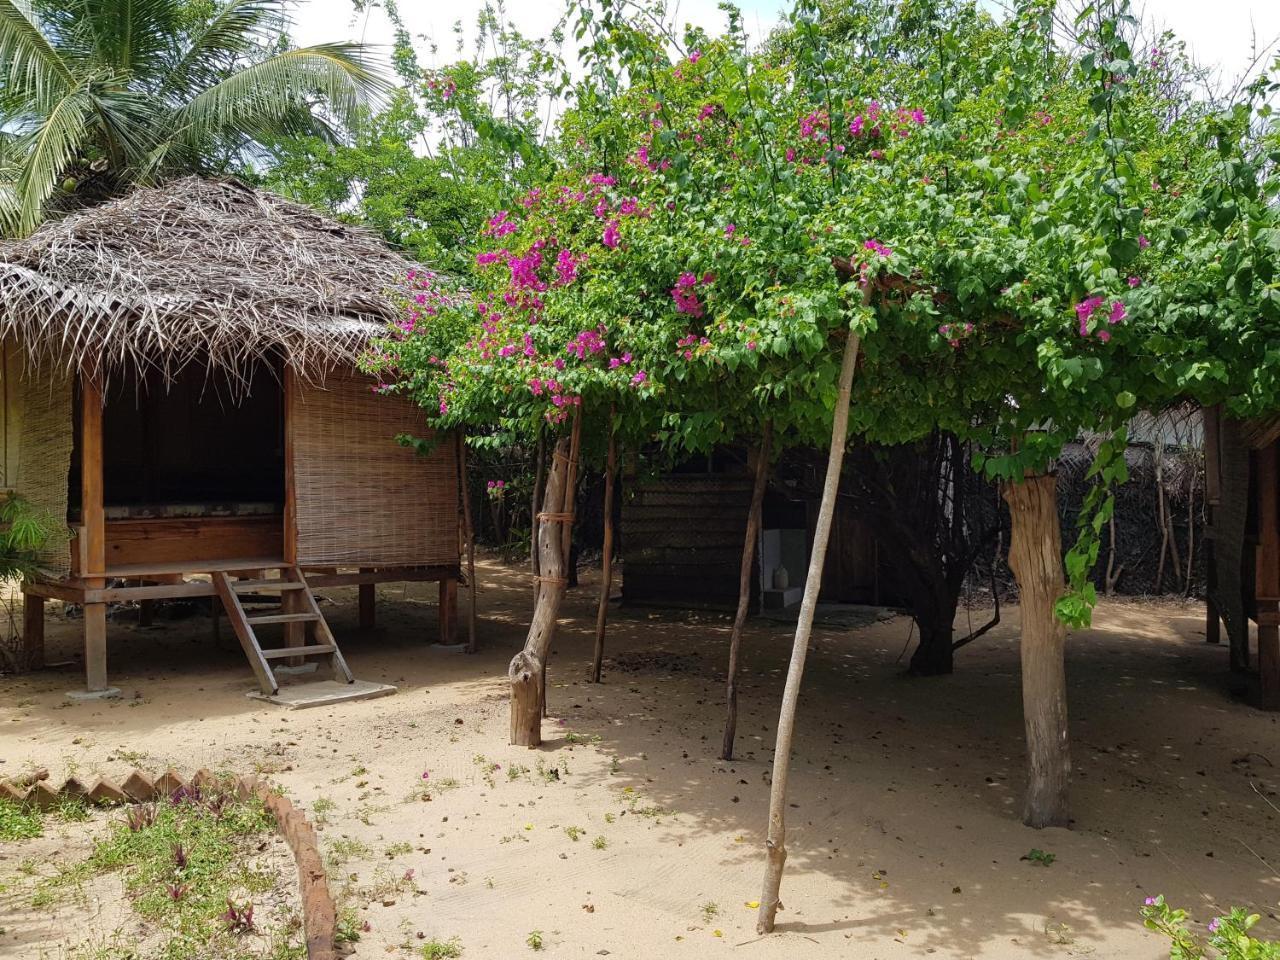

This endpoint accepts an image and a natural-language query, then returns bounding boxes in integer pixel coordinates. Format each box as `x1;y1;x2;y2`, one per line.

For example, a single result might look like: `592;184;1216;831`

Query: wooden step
246;612;320;626
231;579;307;592
261;644;335;659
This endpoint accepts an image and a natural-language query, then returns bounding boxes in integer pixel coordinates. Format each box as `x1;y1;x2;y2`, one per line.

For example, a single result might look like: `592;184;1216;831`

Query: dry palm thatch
0;177;415;389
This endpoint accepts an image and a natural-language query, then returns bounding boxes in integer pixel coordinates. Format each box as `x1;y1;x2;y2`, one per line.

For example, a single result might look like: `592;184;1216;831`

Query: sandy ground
1;558;1278;960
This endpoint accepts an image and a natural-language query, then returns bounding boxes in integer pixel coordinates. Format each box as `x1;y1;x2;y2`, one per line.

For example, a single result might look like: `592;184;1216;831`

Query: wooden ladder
212;567;354;695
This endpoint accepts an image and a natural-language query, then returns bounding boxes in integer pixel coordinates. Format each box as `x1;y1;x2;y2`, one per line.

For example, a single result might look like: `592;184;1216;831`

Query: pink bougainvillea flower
863;238;892;258
1097;329;1112;342
688;49;702;64
631;370;648;386
1108;301;1126;324
603;220;621;249
1127;276;1141;287
1138;234;1150;248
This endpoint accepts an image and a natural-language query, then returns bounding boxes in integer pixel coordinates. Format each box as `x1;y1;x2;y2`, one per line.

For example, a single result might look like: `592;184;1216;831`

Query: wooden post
457;433;479;654
438;578;458;643
1256;443;1280;710
81;370;108;692
723;420;773;760
21;590;44;669
590;407;618;683
280;367;307;654
358;575;376;630
1004;472;1071;828
757;334;859;935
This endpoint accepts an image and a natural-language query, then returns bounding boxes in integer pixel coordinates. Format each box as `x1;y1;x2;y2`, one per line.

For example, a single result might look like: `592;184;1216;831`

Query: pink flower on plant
698;103;717;121
631;370;648;386
1127;276;1141;287
863;239;892;258
688;49;702;64
1138;234;1150;249
1108;301;1126;324
603;220;621;249
725;224;736;236
1097;329;1111;342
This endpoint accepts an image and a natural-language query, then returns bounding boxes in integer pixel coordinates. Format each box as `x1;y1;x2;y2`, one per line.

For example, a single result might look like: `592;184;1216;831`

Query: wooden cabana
0;178;460;703
1204;407;1280;709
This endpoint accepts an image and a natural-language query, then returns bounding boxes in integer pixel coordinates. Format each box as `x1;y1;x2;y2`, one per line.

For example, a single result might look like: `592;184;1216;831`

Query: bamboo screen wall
1;343;73;574
291;370;458;567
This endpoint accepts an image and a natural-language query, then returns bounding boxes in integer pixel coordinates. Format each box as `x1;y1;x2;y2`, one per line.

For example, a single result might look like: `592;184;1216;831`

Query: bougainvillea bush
374;0;1278;610
368;0;1280;836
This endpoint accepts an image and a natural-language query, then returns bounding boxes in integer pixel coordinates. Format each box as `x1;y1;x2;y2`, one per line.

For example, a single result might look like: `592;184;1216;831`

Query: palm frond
160;0;284;98
8;85;93;235
0;0;76;112
166;43;389;161
79;0;182;80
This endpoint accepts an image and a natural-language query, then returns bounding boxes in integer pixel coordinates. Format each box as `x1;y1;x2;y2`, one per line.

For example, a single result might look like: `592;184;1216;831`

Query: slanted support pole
1256;443;1280;711
590;407;618;683
81;369;108;693
457;432;479;654
757;333;859;934
723;420;773;760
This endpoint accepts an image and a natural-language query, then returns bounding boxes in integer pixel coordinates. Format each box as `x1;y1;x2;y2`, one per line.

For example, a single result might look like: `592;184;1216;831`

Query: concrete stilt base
66;687;122;701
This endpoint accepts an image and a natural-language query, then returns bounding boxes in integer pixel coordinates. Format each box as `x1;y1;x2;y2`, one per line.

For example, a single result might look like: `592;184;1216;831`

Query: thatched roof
0;177;415;385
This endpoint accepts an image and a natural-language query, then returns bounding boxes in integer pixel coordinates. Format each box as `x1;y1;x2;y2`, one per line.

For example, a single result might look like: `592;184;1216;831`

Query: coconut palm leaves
0;0;387;235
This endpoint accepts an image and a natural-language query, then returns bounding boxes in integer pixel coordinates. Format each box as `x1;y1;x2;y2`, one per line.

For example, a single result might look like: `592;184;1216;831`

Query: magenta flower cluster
671;272;713;318
1076;296;1126;341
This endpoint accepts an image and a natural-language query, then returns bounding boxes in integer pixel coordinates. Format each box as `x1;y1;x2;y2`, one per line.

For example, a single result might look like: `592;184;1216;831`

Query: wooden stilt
21;591;44;669
81;369;108;692
358;572;376;631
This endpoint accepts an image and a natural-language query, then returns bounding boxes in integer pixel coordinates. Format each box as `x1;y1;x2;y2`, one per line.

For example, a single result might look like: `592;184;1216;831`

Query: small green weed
563;826;584;841
591;836;607;850
421;936;463;959
526;930;544;951
0;799;42;841
1022;848;1056;867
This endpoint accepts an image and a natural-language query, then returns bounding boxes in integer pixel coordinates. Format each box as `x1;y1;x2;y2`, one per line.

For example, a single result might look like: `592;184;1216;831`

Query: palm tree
0;0;387;235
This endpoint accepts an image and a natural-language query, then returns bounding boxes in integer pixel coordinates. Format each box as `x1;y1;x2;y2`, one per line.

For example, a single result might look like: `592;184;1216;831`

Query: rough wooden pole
1003;472;1071;828
509;412;582;746
757;334;859;935
722;420;773;760
590;407;618;683
457;432;479;654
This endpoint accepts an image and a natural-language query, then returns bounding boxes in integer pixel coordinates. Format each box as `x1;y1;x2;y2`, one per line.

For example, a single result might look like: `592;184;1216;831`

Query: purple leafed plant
222;899;255;934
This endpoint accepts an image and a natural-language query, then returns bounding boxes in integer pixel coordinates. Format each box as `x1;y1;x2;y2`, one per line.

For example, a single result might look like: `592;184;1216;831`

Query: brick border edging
2;768;337;960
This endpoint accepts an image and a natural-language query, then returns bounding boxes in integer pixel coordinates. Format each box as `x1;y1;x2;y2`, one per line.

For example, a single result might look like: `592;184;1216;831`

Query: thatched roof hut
0;176;413;383
2;178;462;704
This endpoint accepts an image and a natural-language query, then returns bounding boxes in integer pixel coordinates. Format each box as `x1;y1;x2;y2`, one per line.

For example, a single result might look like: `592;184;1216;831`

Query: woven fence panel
13;364;73;575
292;372;458;567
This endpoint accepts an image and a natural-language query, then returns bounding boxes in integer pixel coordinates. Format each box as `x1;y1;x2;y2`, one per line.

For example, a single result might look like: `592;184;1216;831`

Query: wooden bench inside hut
0;178;463;705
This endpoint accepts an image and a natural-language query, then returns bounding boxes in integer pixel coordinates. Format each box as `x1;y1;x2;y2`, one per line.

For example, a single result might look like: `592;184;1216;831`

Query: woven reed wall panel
292;372;457;567
13;363;73;574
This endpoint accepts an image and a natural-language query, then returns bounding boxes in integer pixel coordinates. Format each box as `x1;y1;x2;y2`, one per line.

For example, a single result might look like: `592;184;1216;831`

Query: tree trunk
531;429;546;607
591;408;618;683
722;420;773;760
907;579;958;676
1003;473;1071;829
457;433;479;654
757;334;859;935
509;413;582;746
